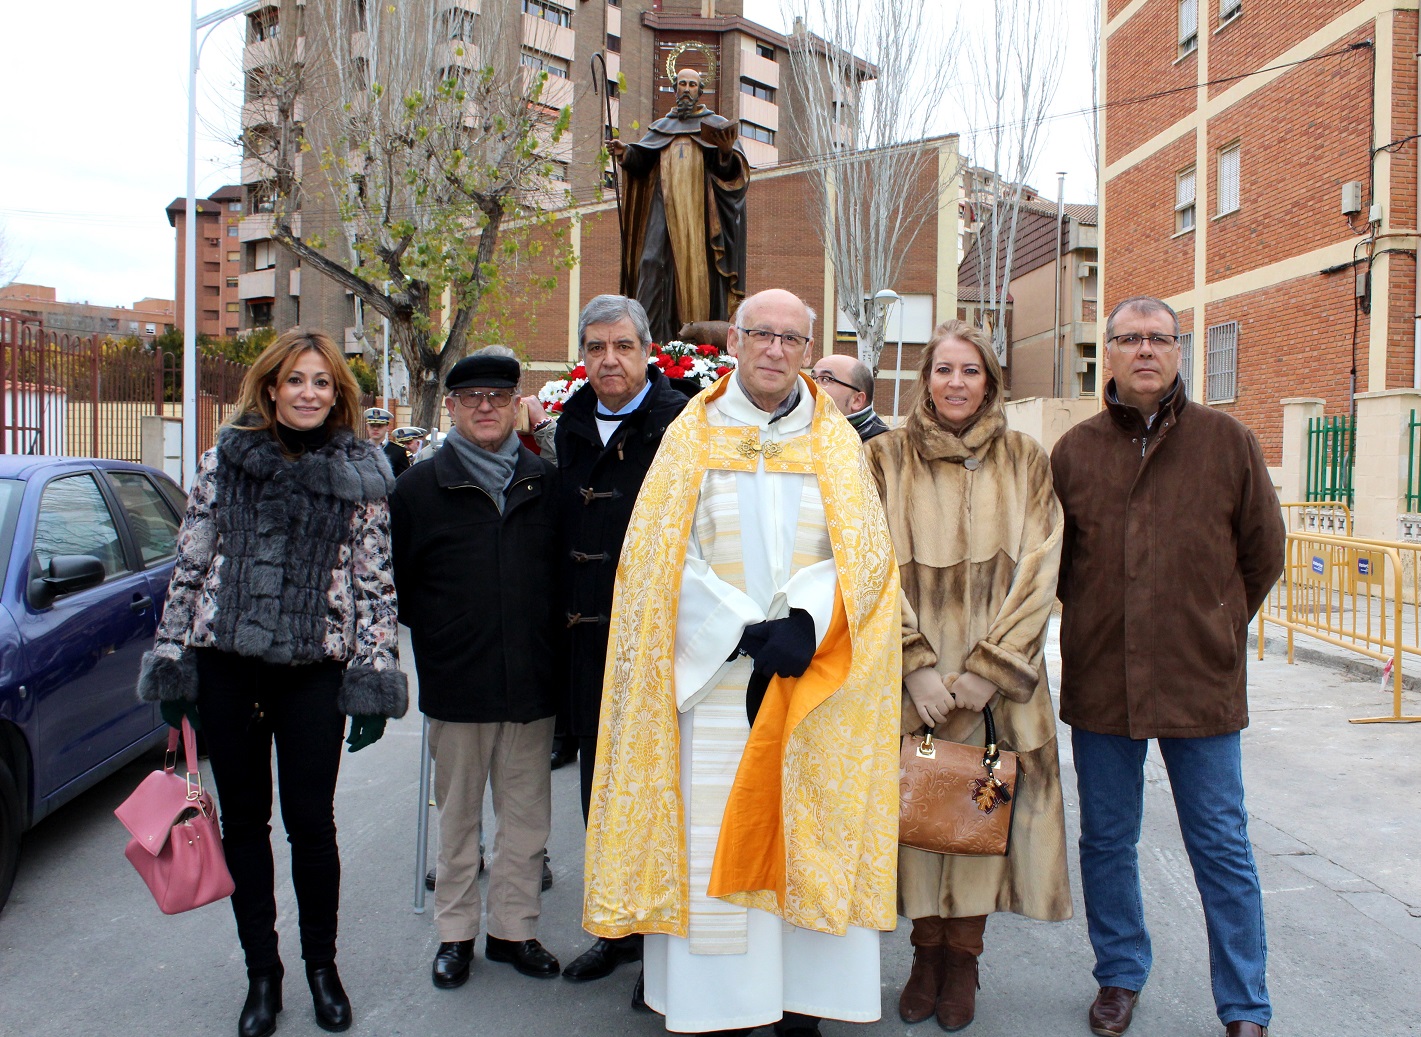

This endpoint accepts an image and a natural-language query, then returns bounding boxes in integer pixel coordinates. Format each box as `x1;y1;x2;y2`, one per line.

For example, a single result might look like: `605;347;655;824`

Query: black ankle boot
306;962;352;1033
239;966;283;1037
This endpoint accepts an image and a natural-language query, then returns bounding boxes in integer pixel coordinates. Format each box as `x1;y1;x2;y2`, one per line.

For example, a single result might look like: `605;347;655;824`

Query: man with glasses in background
810;353;890;441
1050;297;1283;1037
390;347;566;991
584;289;901;1037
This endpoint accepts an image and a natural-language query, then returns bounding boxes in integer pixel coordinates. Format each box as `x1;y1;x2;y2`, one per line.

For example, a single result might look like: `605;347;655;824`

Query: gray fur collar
217;423;394;500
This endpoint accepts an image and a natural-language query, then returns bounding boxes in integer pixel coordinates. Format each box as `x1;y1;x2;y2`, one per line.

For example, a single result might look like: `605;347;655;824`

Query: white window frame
1220;0;1242;23
1217;142;1241;216
1177;331;1194;398
1206;321;1238;403
1176;167;1196;234
1178;0;1198;55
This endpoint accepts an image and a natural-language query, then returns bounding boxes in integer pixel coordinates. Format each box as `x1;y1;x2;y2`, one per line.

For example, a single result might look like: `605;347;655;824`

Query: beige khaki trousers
428;716;555;942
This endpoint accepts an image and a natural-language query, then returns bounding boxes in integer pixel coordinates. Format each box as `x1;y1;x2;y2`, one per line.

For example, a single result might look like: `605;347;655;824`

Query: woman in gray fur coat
137;328;407;1037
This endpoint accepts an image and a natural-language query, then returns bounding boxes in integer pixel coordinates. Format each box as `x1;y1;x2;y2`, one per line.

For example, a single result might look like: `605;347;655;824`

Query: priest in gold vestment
610;68;749;346
583;290;902;1035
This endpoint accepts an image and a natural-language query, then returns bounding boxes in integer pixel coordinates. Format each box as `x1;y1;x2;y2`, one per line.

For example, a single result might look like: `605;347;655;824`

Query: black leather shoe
485;935;560;978
425;867;436;891
542;853;553;892
563;937;643;982
432;940;474;989
550;744;578;769
631;968;649;1012
239;969;283;1037
306;963;351;1033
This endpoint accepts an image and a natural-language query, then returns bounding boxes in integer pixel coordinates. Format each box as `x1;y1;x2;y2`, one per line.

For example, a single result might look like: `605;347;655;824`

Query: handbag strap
163;716;204;799
920;704;1002;773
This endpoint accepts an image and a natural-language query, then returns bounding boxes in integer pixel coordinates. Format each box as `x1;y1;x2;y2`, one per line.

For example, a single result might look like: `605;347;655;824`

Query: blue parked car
0;456;188;911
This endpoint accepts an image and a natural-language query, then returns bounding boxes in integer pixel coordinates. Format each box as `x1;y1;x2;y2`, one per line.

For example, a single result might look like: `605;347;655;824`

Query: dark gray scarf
444;425;521;511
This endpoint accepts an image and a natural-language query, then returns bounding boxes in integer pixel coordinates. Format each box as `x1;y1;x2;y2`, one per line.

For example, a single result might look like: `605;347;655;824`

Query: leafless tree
782;1;963;374
0;222;24;289
960;0;1067;363
243;0;577;426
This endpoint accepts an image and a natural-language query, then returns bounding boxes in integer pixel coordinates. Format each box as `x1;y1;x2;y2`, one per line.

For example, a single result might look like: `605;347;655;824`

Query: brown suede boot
899;917;948;1024
936;916;987;1032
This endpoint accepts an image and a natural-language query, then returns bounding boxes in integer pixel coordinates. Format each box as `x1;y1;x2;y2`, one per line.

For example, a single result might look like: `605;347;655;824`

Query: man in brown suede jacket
1051;296;1284;1037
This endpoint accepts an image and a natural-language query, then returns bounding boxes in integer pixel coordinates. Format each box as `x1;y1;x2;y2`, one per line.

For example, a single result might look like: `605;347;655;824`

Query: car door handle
130;595;153;613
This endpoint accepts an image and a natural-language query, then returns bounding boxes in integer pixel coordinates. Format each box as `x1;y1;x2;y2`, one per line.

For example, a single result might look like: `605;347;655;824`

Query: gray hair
735;290;817;337
1105;296;1180;341
577;295;652;352
472;344;518;361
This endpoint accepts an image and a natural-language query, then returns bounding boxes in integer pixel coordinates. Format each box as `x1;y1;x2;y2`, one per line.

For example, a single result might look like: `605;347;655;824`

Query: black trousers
195;649;346;973
578;734;599;825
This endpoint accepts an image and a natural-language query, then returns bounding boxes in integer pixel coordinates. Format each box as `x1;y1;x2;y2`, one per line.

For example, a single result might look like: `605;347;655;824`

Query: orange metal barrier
1257;530;1421;724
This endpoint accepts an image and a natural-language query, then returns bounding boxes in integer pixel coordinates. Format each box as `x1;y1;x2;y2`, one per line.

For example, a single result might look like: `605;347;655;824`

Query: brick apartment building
165;185;245;340
0;284;175;343
958;200;1100;400
234;0;862;381
1100;0;1418;463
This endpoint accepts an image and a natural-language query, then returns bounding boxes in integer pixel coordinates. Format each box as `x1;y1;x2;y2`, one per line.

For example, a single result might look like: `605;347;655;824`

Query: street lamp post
873;288;903;421
184;0;261;488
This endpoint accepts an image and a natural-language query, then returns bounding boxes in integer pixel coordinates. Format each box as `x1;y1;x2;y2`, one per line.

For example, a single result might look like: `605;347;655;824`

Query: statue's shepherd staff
591;52;622;226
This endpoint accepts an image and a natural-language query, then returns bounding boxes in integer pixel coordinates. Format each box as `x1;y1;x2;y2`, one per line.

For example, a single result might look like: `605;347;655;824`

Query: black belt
566;612;609;628
570;550;611;563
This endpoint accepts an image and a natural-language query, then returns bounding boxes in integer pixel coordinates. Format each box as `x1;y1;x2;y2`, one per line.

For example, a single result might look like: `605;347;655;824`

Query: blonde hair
230;328;362;433
913;320;1004;423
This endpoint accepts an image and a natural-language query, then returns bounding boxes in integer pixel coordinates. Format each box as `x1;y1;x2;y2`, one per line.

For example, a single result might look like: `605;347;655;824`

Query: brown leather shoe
935;950;979;1032
899;943;946;1023
1224;1023;1267;1037
1088;986;1140;1037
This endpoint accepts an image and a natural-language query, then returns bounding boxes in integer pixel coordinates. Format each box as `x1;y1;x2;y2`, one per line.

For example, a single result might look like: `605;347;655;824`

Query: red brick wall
1208;0;1357;100
1103;132;1197;302
1104;0;1198;165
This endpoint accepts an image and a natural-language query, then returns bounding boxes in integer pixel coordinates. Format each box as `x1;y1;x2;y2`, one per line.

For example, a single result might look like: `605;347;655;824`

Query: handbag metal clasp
916;732;937;759
185;771;204;802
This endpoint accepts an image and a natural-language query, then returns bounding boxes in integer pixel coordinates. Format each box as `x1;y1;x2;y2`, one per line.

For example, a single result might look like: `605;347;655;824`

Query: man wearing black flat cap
390;346;567;991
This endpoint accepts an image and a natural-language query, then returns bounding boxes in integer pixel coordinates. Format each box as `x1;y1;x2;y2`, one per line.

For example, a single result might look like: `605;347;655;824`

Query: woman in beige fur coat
865;319;1070;1032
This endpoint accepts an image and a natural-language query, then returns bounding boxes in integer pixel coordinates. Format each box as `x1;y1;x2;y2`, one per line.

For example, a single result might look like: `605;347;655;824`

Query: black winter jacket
390;438;565;724
554;366;689;735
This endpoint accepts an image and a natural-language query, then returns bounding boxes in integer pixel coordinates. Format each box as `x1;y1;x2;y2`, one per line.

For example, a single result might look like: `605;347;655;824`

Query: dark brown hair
230;328;362;433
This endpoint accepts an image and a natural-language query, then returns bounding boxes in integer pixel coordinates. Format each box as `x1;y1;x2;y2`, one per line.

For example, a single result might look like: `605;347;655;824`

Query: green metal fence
1305;414;1354;506
1407;410;1421;511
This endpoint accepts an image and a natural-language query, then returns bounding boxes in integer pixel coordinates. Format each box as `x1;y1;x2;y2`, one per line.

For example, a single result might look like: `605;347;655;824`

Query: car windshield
0;480;22;588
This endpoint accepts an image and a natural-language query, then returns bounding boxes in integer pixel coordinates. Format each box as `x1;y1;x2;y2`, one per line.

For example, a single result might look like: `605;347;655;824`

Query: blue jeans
1071;728;1270;1028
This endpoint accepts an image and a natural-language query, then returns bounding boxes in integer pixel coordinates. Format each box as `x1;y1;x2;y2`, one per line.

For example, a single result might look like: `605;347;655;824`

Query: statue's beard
674;92;698;115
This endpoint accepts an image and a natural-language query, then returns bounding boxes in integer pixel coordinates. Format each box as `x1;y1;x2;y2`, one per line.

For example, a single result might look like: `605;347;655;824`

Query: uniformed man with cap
386;425;425;478
389;347;567;991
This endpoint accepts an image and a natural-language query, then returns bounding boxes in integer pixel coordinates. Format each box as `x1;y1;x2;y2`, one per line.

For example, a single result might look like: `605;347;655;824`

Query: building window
756;43;775;61
253;240;276;270
228;225;239;237
606;77;620;98
249;301;274;327
522;0;571;28
550;161;569;182
1177;331;1194;397
608;0;620;6
1175;167;1196;233
1178;0;1197;56
226;302;240;313
228;201;243;212
1220;0;1241;22
606;33;620;53
740;121;775;145
248;6;279;43
227;251;241;263
740;78;775;103
226;327;238;338
1206;321;1237;402
227;276;240;288
520;51;569;78
351;0;368;30
443;7;477;41
1217;143;1240;216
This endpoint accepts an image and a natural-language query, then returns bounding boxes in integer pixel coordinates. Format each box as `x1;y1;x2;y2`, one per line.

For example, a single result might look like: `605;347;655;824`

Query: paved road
0;624;1417;1037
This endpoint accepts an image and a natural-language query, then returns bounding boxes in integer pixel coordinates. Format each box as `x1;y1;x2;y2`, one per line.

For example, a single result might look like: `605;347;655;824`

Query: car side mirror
29;554;106;610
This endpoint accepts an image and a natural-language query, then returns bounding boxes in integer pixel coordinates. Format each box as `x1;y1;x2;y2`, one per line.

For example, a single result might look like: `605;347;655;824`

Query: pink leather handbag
115;716;234;914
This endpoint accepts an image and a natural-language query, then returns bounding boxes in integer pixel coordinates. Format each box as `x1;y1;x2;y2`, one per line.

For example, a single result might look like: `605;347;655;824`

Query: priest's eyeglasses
1109;333;1179;354
739;328;811;350
449;389;515;408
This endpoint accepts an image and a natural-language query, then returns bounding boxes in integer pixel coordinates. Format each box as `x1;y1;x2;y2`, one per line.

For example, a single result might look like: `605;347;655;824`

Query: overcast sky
0;1;1094;309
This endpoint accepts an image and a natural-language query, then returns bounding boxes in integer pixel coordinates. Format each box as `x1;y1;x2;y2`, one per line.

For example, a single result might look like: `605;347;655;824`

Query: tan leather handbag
898;704;1017;856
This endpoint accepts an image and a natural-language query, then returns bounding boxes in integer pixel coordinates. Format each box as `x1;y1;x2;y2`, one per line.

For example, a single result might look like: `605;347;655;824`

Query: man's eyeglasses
1109;333;1180;354
449;389;516;409
812;370;859;393
738;328;811;350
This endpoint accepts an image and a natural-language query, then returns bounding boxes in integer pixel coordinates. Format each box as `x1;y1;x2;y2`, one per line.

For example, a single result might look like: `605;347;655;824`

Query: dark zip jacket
390;437;564;723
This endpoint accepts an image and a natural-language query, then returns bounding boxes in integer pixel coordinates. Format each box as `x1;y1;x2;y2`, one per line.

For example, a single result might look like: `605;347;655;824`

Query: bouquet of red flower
537;339;736;413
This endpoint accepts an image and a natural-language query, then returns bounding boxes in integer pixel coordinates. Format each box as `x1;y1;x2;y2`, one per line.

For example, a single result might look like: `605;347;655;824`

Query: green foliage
347;355;378;394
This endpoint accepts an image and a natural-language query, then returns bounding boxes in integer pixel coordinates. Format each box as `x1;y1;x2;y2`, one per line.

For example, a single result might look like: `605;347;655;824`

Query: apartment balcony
238;213;299;243
241;152;301;185
741;139;778;169
436;39;481;69
522;13;575;61
605;51;619;80
739;94;778;131
289;268;301;296
241;97;304;129
1070;320;1097;345
520;66;573;109
349;30;369;60
741;48;780;90
238;269;277;300
243;35;303;71
607;4;621;35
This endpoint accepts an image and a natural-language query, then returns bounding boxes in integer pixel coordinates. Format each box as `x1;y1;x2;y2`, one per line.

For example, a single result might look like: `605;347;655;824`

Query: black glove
737;608;818;727
345;714;387;753
159;699;200;731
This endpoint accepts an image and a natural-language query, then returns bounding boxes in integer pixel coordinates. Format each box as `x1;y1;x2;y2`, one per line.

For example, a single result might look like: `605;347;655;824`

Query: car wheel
0;756;20;912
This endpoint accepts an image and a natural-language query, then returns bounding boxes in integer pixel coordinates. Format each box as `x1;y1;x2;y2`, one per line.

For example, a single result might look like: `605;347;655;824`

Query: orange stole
707;589;853;905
